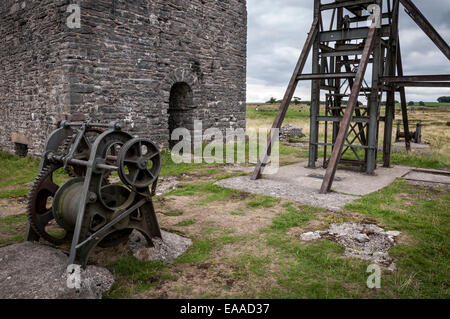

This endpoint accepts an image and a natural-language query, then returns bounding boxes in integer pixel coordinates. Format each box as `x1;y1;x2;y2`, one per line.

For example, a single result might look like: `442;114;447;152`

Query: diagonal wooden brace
319;25;377;194
251;18;319;180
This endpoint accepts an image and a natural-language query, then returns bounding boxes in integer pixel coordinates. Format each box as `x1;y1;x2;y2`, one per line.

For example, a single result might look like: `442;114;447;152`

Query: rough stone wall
0;0;70;155
0;0;247;155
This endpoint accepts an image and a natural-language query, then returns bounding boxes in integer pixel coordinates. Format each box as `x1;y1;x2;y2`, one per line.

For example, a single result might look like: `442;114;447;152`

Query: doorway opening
168;82;194;149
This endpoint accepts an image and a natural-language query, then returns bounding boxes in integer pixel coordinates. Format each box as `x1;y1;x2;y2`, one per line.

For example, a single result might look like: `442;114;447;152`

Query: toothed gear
27;164;72;245
62;128;105;177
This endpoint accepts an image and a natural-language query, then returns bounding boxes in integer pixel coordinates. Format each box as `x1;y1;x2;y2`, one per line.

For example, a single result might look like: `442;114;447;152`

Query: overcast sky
246;0;450;103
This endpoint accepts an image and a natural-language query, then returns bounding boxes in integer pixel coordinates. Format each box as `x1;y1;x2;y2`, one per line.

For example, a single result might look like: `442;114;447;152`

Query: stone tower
0;0;247;156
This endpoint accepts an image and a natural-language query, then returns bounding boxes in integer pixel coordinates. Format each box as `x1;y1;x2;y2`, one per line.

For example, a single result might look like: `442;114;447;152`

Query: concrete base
216;162;412;211
403;168;450;188
0;242;114;299
128;230;192;263
383;142;432;154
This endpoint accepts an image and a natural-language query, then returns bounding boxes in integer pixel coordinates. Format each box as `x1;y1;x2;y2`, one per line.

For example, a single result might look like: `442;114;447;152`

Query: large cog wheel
27;164;72;245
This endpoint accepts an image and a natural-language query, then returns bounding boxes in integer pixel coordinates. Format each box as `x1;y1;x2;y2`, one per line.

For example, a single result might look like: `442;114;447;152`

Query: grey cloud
247;0;450;102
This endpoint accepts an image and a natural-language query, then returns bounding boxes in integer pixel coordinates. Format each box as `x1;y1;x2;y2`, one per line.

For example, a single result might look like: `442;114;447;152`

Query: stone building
0;0;247;156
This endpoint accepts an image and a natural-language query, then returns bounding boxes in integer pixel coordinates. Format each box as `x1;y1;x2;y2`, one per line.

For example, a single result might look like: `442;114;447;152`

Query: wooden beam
320;0;374;11
381;74;450;82
320;25;390;42
297;72;357;80
320;25;377;193
251;18;320;180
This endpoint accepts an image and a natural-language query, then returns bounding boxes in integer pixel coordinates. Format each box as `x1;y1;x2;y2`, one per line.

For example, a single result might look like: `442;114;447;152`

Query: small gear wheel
117;138;162;189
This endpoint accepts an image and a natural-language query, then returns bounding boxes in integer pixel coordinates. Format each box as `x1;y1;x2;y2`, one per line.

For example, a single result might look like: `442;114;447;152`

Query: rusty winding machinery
25;121;162;267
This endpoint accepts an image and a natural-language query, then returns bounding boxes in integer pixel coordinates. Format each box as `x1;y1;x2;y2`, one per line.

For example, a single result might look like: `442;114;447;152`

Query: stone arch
163;69;201;149
168;82;195;148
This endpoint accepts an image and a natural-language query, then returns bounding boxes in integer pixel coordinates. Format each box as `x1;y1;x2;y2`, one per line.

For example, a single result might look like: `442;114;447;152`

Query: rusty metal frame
320;24;377;193
251;0;449;194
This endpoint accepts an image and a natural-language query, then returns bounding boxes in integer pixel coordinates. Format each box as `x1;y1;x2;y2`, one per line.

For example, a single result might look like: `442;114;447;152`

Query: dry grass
248;103;450;157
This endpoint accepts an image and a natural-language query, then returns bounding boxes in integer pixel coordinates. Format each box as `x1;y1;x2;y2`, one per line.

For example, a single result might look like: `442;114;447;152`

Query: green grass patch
254;202;368;298
0;234;25;246
246;196;280;209
0;151;72;199
175;219;196;227
344;179;450;298
0;152;39;188
233;253;272;278
246;181;450;298
231;210;246;216
167;181;241;205
246;105;310;120
390;152;450;170
105;257;174;298
270;203;319;232
0;214;27;247
0;214;27;227
0;188;29;199
176;235;246;264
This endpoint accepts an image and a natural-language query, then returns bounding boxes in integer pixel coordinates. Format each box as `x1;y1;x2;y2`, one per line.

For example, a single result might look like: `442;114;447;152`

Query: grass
391;152;450;170
175;219;196;227
236;181;450;299
247;105;310;120
106;234;247;298
0;152;40;187
270;203;318;231
0;214;27;246
344;180;449;298
0;102;449;299
0;152;72;199
246;196;280;208
167;181;241;206
104;258;173;298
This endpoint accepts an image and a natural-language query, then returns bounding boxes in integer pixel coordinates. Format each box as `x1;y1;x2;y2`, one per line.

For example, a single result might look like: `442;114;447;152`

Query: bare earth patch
158;196;282;236
135;240;281;299
0;197;26;218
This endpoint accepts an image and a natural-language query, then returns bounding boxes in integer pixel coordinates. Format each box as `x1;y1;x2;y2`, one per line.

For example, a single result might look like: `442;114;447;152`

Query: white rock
385;231;401;237
355;233;370;243
300;232;321;241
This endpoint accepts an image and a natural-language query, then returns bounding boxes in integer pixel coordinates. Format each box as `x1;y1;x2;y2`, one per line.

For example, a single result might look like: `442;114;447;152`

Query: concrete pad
381;142;432;154
216;162;412;211
0;242;114;299
403;169;450;188
128;230;192;263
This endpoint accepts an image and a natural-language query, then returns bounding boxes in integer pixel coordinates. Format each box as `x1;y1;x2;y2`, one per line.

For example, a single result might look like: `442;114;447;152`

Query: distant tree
266;97;277;104
408;101;415;106
419;101;425;106
437;96;450;103
292;97;301;105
